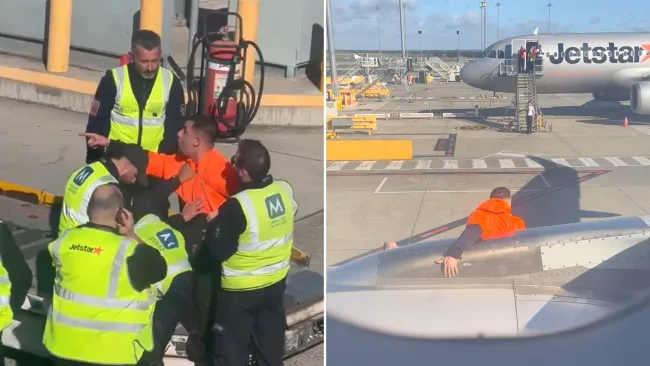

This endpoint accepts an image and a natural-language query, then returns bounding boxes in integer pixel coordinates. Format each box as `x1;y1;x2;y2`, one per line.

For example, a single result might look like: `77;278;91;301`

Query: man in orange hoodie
435;186;526;277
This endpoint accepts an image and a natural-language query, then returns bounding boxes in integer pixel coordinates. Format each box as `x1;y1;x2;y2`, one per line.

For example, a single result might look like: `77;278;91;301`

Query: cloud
588;17;601;25
330;0;573;50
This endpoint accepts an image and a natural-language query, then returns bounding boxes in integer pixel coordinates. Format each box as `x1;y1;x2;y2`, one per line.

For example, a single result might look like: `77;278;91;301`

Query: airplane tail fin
533;27;539;35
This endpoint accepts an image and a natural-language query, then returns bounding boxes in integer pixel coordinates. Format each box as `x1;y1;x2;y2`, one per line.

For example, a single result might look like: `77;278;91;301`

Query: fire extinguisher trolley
185;11;265;140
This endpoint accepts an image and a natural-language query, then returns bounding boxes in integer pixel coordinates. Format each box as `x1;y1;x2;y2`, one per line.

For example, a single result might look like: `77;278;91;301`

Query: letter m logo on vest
73;166;94;186
265;194;286;219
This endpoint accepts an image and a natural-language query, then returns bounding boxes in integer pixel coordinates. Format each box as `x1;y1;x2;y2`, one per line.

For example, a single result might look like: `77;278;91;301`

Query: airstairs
500;58;544;132
515;72;538;131
421;57;458;81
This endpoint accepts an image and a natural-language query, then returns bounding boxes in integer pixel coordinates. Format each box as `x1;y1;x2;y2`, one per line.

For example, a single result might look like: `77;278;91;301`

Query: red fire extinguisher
185;12;265;140
202;39;240;132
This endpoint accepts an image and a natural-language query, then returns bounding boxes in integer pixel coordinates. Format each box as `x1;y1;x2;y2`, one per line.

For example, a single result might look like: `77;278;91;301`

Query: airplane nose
459;63;477;87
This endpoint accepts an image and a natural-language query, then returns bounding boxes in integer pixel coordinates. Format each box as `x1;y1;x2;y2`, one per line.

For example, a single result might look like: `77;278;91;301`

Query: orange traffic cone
623;117;629;127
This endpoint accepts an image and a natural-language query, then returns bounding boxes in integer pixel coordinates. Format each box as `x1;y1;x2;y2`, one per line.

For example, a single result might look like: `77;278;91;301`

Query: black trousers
148;271;197;364
518;57;524;73
526;115;533;134
208;279;287;366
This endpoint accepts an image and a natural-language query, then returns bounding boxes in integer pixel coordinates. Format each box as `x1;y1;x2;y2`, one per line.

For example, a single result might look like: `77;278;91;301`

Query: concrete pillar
46;0;72;73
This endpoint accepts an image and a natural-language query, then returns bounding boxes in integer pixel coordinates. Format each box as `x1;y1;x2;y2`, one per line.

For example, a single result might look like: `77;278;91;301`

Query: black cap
121;144;149;187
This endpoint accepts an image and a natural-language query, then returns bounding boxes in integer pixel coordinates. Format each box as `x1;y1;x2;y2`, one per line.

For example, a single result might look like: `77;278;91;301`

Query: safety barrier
326;140;413;161
0;179;310;266
348;111;477;120
327;115;377;137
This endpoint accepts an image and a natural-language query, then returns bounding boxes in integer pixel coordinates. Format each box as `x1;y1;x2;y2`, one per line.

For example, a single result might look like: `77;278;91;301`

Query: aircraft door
511;39;527;58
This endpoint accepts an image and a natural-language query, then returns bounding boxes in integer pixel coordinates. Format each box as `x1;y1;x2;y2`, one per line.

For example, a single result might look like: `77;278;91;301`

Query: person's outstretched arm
444;224;483;259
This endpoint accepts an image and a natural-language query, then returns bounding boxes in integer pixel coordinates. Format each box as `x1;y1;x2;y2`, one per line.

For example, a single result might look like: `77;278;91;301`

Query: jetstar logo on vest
70;244;104;256
548;42;650;65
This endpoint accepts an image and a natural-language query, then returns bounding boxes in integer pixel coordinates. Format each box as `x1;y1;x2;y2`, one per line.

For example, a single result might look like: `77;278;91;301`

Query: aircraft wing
327;215;650;365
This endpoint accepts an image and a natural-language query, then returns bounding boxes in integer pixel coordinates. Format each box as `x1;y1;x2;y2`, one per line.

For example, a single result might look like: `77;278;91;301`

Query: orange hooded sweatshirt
466;198;526;240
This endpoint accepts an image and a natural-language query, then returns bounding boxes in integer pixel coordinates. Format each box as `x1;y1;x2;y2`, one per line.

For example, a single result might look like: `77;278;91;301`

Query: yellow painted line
0;179;310;265
0;65;323;108
326;140;413;161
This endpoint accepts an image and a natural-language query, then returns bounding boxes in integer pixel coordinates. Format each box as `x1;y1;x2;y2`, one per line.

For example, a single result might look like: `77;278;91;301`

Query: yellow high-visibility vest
134;214;192;297
42;226;157;364
109;65;173;152
222;181;296;291
0;222;13;332
59;161;118;234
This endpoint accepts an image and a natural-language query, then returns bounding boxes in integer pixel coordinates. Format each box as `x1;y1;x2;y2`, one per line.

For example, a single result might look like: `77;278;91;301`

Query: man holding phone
44;183;168;366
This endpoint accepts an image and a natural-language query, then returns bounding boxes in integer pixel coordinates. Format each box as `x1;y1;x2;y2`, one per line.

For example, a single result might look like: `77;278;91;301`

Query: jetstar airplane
458;31;650;114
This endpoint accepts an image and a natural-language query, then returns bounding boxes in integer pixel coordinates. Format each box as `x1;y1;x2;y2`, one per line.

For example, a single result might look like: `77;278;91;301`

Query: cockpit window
480;48;504;59
479;48;492;58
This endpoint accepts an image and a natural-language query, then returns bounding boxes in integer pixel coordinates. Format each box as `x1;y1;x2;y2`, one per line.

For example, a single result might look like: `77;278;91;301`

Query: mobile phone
116;207;126;226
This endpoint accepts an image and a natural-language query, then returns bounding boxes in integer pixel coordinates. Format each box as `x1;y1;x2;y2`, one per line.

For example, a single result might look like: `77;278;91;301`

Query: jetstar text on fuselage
548;42;650;65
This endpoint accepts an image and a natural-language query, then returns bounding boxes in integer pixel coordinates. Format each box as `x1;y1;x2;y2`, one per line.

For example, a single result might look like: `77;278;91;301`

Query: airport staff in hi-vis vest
84;29;185;164
130;213;196;364
58;143;149;236
43;184;167;366
192;139;298;366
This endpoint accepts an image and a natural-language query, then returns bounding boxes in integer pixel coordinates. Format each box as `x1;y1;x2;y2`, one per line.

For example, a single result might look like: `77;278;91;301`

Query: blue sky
329;0;650;50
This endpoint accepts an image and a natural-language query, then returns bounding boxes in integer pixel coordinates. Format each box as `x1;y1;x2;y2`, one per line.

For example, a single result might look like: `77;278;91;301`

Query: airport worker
0;221;33;366
435;187;526;278
84;29;185;164
129;213;197;365
58;141;150;236
193;138;298;366
83;29;186;217
43;184;168;366
81;114;239;224
517;46;526;73
125;171;214;366
528;45;537;73
526;101;536;134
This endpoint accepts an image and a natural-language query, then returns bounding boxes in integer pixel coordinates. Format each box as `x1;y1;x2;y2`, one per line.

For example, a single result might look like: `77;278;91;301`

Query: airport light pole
398;0;406;60
376;5;382;58
547;3;552;33
457;30;460;62
325;0;338;97
496;2;500;41
403;3;409;57
480;1;487;51
418;30;422;59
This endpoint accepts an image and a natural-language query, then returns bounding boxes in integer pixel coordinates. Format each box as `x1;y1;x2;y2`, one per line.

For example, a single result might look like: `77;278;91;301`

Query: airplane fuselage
459;33;650;97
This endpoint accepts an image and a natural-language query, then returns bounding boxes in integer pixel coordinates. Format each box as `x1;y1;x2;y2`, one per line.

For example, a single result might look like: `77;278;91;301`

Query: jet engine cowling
631;81;650;114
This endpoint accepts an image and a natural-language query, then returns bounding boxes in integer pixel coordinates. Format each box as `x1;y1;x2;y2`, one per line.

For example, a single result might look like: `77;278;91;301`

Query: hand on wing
434;256;459;278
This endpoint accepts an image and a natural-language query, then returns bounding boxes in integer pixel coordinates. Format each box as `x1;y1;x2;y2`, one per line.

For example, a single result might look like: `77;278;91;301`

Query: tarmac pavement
327;81;650;266
0;97;324;365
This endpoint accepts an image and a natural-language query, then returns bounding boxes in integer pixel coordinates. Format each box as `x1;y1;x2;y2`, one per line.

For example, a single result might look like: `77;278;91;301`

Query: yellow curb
0;65;323;108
